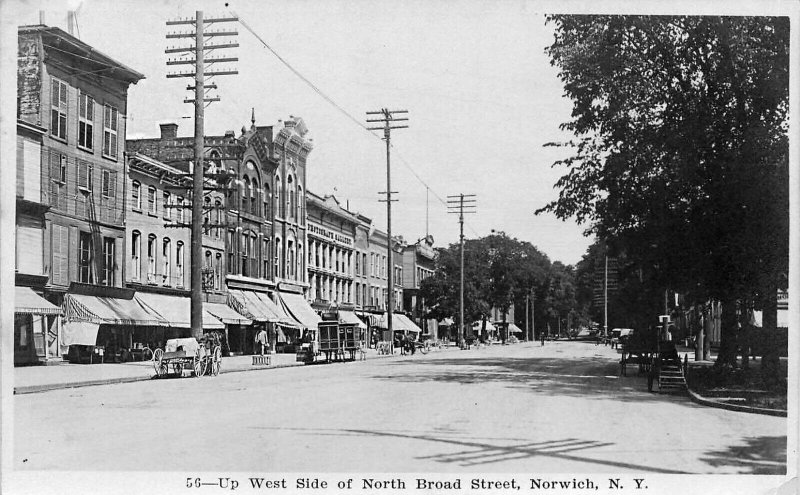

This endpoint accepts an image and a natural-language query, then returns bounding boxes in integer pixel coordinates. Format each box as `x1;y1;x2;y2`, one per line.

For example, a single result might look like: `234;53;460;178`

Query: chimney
160;123;178;139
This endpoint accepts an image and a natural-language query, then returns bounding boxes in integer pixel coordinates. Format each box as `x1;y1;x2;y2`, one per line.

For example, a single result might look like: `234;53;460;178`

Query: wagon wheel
153;348;164;377
192;355;205;378
211;346;222;376
419;342;429;355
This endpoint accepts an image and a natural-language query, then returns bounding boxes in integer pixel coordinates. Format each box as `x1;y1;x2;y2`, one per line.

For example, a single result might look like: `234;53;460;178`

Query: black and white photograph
0;1;797;494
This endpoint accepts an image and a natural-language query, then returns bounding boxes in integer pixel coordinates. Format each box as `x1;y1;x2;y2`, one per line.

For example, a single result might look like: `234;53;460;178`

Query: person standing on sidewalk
255;328;269;355
540;332;545;346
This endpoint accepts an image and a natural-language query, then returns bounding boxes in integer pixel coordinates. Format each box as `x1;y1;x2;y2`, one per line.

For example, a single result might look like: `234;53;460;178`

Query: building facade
306;192;359;310
15;24;143;364
401;235;436;333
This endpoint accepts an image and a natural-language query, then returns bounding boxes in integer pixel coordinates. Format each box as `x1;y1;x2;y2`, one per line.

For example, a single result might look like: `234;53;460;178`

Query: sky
12;0;599;265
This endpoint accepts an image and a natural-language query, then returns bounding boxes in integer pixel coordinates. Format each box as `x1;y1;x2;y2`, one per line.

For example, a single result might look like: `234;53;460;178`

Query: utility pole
447;194;476;347
604;254;608;339
367;109;408;353
166;12;238;339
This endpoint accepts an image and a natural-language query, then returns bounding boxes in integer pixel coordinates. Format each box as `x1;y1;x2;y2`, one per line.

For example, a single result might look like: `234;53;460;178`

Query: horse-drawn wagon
153;337;222;378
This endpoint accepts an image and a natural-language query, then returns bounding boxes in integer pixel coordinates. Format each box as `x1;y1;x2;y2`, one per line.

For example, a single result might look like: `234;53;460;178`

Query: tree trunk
760;285;781;387
714;297;738;369
501;310;507;345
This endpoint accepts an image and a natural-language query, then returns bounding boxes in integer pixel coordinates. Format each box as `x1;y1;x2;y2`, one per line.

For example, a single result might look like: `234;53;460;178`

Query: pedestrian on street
255;328;268;355
540;332;545;346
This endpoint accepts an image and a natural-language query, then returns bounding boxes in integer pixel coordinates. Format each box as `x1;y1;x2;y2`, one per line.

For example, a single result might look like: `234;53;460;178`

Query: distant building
15;24;143;364
401;235;436;333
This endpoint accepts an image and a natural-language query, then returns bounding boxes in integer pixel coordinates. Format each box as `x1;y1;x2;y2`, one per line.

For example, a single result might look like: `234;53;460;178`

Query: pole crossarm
366;107;409;353
164;10;238;339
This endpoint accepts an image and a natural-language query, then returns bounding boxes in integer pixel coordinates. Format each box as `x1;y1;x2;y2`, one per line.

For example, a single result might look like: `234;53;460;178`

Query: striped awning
227;290;299;328
228;289;280;322
15;287;61;315
205;302;252;326
276;292;321;331
64;293;166;326
134;292;224;330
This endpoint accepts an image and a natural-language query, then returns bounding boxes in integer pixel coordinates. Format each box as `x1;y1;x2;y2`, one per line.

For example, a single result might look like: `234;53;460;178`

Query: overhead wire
231;10;484;239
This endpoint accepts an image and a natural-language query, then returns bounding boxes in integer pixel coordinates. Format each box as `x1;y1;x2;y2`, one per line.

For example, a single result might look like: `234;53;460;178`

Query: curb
686;386;787;417
14;376;152;395
12;351;411;395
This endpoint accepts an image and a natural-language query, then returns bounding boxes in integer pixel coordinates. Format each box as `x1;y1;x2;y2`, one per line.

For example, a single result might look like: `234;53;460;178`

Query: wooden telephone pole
166;12;238;338
366;109;408;353
447;194;476;347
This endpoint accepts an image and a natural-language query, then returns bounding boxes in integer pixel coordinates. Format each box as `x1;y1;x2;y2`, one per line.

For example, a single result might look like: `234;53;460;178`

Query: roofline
129;152;185;176
20;24;145;83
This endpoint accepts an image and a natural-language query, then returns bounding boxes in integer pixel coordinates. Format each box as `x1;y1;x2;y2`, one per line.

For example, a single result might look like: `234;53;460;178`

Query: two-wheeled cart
153;337;222;378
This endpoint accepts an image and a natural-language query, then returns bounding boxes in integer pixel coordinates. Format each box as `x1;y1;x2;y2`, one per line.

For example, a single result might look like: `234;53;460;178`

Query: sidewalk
613;343;788;417
13;344;457;395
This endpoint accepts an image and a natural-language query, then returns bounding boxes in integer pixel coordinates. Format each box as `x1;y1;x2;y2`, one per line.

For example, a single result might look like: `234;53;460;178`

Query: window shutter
77;161;87;188
108;171;117;199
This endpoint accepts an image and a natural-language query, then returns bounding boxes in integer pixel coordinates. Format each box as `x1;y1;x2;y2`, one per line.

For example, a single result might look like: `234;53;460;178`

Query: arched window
241;231;249;277
251;176;259;217
263;184;270;218
131;230;141;280
204;196;211;230
176;241;184;287
297;243;303;282
275;236;282;278
147;235;157;282
215;253;222;290
297;185;304;224
214;199;222;239
242;175;250;214
287;239;295;278
287;175;295;220
275;174;282;218
162;238;171;284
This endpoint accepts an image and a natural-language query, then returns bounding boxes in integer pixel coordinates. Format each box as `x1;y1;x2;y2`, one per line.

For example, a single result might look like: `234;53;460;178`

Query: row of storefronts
12;22;442;366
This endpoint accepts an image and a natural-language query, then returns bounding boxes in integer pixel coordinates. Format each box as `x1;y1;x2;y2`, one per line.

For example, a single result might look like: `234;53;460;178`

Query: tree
539;15;789;370
419;233;558;341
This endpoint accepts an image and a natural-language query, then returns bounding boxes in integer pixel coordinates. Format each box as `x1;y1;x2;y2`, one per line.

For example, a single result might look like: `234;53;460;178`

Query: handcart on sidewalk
152;337;222;378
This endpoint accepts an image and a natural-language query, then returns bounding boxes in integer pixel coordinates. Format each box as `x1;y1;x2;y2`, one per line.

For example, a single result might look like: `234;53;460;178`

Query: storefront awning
204;302;252;326
338;310;367;329
472;320;496;332
65;293;166;326
252;292;300;328
15;287;61;315
373;312;421;333
134;292;224;330
508;323;524;334
62;321;100;346
277;292;321;330
396;314;423;334
228;289;280;323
